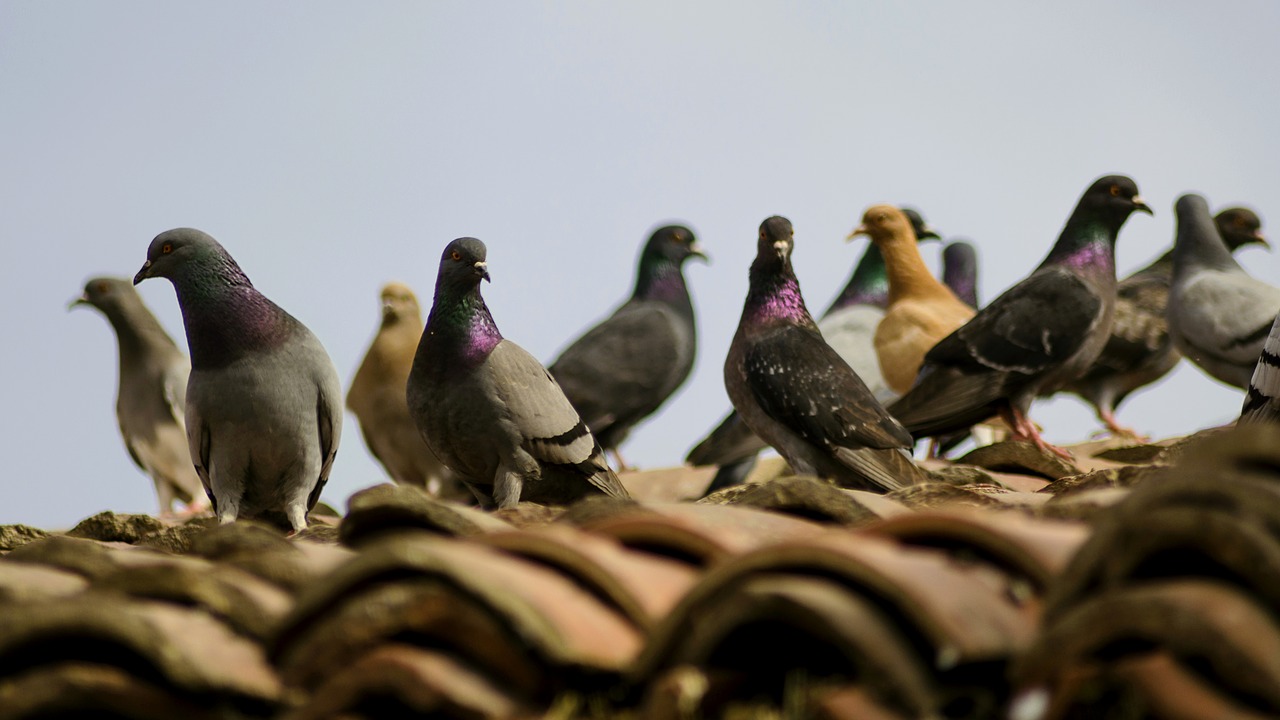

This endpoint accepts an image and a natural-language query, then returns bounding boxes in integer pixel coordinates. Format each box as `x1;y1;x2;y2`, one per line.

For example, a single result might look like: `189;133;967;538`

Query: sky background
4;2;1279;528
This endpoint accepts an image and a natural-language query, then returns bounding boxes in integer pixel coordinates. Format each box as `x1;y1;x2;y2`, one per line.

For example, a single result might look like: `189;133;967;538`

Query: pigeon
407;237;629;508
689;209;942;493
347;282;469;501
942;241;981;310
1240;312;1280;425
851;204;976;396
887;175;1152;458
549;225;706;469
1168;195;1280;390
1068;205;1267;436
724;215;929;492
70;277;208;516
133;228;342;532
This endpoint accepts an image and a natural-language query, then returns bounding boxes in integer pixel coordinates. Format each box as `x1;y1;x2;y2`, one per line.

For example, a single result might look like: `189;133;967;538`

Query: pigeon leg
609;448;632;473
153;476;177;518
1000;406;1073;460
1098;406;1148;442
492;465;525;509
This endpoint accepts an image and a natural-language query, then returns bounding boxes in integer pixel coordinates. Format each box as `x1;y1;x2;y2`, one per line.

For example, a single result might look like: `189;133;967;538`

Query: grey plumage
407;237;629;508
133;228;342;532
347;282;468;501
1168;195;1280;390
1240;313;1280;424
549;225;705;466
724;216;929;492
70;277;207;515
1068;205;1267;435
887;175;1152;457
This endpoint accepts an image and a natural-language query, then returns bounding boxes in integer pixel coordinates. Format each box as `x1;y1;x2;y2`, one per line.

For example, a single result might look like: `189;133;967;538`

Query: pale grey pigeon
888;175;1152;458
1168;194;1280;390
724;216;929;492
71;277;208;516
133;228;342;532
407;237;629;508
549;225;706;469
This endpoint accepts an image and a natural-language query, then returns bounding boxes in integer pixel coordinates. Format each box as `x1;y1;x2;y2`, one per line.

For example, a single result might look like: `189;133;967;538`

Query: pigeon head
1078;175;1154;229
848;205;921;246
1215;207;1268;251
646;225;708;265
379;281;421;326
436;237;491;292
942;241;980;309
757;216;795;265
133;227;244;287
902;208;942;241
70;276;133;312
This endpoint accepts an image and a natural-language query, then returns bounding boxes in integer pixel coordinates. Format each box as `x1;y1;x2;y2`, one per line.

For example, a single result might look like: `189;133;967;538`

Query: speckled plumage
408;238;628;508
724;216;928;492
133;228;342;532
887;175;1152;457
1168;195;1280;391
550;226;705;465
71;277;207;515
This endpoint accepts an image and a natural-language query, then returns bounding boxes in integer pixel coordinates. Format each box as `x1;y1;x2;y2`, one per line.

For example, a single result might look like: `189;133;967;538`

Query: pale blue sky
4;3;1278;528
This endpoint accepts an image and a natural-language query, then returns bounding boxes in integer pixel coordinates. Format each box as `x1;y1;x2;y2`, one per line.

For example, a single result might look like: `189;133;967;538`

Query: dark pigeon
887;175;1152;458
407;237;629;508
549;225;705;468
724;216;929;492
1068;206;1267;436
691;209;942;494
70;277;208;516
133;228;342;532
1168;195;1280;390
942;241;980;309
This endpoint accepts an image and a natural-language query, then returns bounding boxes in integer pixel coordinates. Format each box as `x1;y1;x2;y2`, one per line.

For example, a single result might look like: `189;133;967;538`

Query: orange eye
95;282;110;294
450;250;462;261
162;243;172;254
1109;185;1121;197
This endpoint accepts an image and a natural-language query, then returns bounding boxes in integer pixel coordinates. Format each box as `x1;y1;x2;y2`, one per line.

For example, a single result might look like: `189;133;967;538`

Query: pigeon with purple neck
407;237;629;508
133;228;342;532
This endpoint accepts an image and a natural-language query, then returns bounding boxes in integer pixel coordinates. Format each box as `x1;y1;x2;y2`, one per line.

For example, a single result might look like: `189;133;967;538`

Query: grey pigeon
549;225;706;468
347;282;469;501
1168;195;1280;390
1068;205;1267;436
724;216;930;492
407;237;629;508
1240;313;1280;424
690;209;942;493
887;175;1152;458
70;277;208;515
133;228;342;532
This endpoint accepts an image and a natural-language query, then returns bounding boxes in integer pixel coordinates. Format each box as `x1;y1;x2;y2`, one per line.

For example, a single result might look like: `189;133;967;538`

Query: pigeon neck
102;298;182;358
1173;214;1243;277
876;231;952;305
170;262;292;369
1042;221;1116;275
826;244;889;314
634;256;692;310
745;260;815;329
427;285;503;366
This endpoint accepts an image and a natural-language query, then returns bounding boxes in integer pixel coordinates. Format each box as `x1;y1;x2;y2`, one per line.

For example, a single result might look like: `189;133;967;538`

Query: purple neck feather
746;270;813;327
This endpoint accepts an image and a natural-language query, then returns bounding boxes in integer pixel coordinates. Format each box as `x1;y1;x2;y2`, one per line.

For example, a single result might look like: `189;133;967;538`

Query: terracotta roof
1;427;1278;718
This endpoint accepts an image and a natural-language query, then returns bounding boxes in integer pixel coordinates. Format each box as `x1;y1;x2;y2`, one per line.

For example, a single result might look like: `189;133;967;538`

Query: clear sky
4;2;1279;528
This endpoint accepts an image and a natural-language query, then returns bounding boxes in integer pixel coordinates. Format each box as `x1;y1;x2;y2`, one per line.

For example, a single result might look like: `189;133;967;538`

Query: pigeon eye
162;243;173;254
1108;185;1121;197
450;250;462;261
94;282;110;294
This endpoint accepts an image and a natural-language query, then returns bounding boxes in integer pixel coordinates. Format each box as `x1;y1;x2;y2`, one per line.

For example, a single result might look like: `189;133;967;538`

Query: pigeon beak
133;260;152;285
772;239;789;258
845;225;869;242
689;242;710;263
68;293;89;310
1132;196;1154;216
1253;231;1270;249
917;225;943;242
474;261;491;282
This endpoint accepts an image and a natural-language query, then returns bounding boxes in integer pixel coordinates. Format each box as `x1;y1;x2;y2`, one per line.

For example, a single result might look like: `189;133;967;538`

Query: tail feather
1240;315;1280;425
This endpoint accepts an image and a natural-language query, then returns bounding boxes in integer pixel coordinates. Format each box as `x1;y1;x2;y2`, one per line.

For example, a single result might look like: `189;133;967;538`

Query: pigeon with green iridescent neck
888;175;1152;458
724;216;929;492
1168;195;1280;390
408;237;628;508
70;277;208;516
1068;205;1267;437
549;225;706;469
691;209;941;493
133;228;342;532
